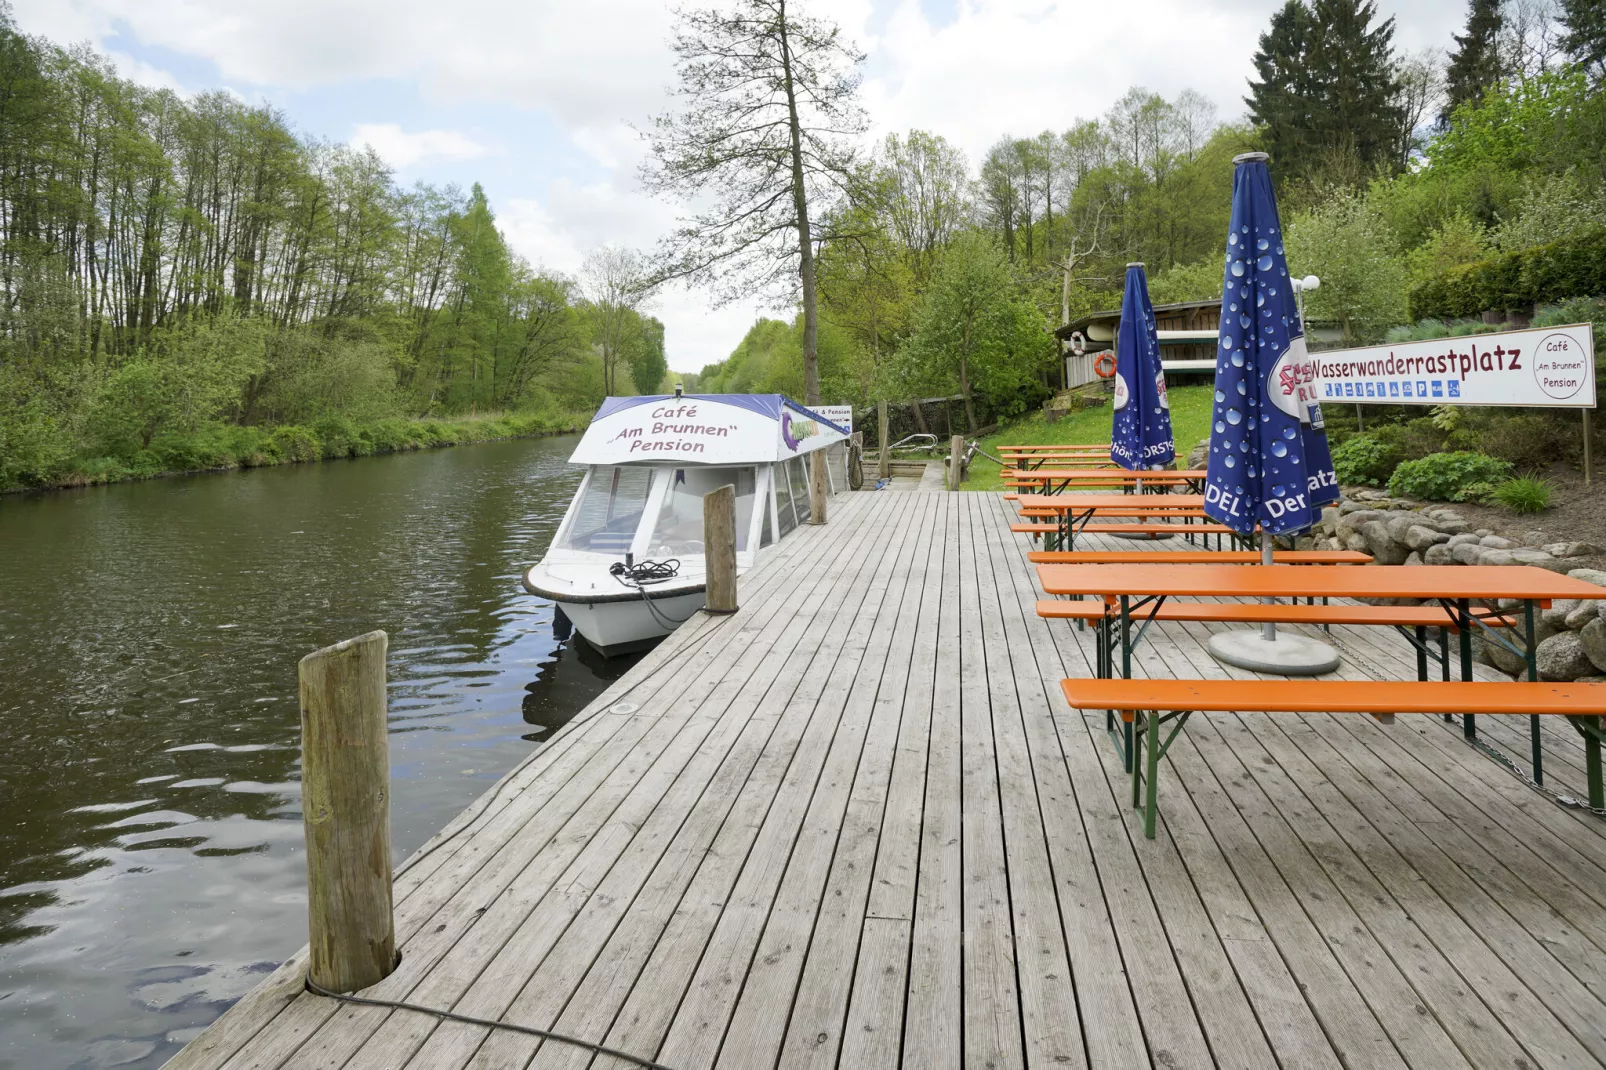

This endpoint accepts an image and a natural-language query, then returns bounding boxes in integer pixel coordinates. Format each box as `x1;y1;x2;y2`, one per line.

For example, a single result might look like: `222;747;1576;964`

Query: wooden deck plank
178;491;1606;1070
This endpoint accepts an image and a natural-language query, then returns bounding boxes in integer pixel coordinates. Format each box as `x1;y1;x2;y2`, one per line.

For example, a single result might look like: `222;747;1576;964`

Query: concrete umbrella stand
1206;531;1340;675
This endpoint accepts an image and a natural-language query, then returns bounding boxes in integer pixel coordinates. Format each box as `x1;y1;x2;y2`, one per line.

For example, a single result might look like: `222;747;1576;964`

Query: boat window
646;467;757;556
789;456;812;524
557;466;653;554
774;462;797;538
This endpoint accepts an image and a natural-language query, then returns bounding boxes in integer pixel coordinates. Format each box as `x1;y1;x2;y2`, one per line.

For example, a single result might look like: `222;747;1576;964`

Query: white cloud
349;123;488;169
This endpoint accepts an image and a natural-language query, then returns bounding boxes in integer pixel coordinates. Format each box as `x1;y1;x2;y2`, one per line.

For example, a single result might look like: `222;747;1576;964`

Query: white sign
1313;323;1596;408
569;395;848;466
814;405;852;434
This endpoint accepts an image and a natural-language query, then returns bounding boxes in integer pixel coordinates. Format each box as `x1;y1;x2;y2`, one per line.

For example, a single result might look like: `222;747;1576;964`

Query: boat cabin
550;394;851;571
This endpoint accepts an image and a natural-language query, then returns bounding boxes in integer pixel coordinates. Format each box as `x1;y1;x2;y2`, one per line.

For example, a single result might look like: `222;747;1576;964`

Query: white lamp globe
1301;275;1321;291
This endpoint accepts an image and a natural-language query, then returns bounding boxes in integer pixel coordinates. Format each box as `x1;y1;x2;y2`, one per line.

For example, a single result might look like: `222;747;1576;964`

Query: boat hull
524;568;706;654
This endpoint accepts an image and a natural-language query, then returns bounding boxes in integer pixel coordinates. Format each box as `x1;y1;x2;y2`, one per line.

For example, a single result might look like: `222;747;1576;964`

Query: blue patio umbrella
1203;152;1341;675
1109;263;1175;471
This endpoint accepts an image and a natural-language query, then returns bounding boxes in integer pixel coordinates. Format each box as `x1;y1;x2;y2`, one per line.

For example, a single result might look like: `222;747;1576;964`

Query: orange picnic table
1005;468;1206;494
1027;549;1372;565
998;444;1113;470
1014;493;1221;550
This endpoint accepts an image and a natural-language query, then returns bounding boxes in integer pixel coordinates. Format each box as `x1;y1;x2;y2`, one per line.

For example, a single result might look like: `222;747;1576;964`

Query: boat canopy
569;394;850;467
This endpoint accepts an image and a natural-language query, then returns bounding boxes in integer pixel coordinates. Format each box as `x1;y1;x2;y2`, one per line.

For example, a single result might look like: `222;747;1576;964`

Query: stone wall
1309;488;1606;682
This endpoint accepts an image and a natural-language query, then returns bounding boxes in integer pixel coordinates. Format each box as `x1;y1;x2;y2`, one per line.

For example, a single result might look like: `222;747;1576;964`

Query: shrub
1331;433;1404;486
1409;230;1606;320
1460;480;1499;504
1491;475;1554;513
1387;450;1513;501
270;425;321;463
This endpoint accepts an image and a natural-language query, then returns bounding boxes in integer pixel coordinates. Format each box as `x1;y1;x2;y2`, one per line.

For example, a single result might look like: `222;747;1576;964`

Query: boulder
1474;528;1492;537
1404;524;1450;550
1581;618;1606;674
1423;543;1455;565
1537;632;1595;680
1543;543;1573;558
1432;517;1472;535
1479;535;1515;549
1359;521;1409;565
1404;551;1424;567
1477;548;1516;567
1319;506;1340;533
1452;541;1485;565
1385;513;1419;544
1336;509;1386;536
1342;532;1370;553
1338;498;1374;515
1543;599;1580;626
1564;542;1602;557
1508;549;1573;573
1446;532;1481;549
1564;601;1599;630
1567;568;1606;587
1477;635;1529;676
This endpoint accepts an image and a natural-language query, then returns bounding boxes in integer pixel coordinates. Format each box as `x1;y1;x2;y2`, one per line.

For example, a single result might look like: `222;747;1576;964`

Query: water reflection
0;435;637;1069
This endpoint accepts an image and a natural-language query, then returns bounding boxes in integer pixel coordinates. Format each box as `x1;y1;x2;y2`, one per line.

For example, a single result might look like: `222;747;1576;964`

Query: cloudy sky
15;0;1465;373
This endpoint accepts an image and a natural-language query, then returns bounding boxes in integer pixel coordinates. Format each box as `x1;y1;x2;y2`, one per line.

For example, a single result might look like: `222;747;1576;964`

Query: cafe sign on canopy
1312;323;1595;408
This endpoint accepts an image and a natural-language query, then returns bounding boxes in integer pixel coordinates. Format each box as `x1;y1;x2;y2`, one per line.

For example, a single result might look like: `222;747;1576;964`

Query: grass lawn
962;383;1215;491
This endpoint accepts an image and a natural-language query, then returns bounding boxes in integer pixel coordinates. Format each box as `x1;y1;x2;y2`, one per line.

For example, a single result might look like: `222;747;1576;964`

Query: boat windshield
647;466;756;556
558;466;654;554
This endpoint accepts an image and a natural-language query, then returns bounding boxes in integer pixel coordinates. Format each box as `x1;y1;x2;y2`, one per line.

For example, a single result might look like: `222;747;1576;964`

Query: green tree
1247;0;1404;183
641;0;865;404
628;316;668;395
1443;0;1505;123
1559;0;1606;78
895;233;1053;428
1285;191;1409;342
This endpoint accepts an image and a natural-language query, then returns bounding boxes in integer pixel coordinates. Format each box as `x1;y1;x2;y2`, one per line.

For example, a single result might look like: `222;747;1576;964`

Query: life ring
1093;352;1116;379
1069;330;1087;356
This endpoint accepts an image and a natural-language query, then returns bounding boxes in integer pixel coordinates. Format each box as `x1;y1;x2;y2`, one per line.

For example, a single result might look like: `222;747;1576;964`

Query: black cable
304;977;677;1069
610;558;700;629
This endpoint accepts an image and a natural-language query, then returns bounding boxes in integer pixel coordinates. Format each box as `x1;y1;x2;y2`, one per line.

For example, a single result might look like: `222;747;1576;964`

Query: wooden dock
172;491;1606;1070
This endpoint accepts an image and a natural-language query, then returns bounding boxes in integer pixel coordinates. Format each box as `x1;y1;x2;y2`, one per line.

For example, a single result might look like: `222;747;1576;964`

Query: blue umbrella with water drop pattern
1109;263;1175;472
1202;151;1341;675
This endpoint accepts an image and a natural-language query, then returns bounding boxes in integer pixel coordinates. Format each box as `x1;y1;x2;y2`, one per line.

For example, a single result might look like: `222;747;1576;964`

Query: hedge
1409;229;1606;320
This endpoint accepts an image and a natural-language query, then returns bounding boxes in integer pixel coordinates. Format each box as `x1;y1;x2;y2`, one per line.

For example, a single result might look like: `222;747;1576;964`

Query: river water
0;436;640;1069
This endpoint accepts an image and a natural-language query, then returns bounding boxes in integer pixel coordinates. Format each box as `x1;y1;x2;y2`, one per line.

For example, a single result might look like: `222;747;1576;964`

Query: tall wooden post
703;485;738;613
299;631;395;993
809;450;828;524
876;399;890;480
948;435;965;491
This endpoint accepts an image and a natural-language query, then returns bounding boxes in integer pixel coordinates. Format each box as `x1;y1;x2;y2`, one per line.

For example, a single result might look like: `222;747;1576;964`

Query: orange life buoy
1093;352;1116;379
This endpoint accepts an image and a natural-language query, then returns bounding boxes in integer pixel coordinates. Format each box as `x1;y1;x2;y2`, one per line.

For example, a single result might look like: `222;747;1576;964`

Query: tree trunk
778;1;820;405
910;398;929;434
959;315;978;432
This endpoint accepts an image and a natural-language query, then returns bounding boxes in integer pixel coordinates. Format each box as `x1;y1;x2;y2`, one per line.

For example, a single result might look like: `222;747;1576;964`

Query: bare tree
876;130;971;285
1502;0;1565;79
1170;89;1219;160
1393;48;1445;166
642;0;865;404
581;245;650;396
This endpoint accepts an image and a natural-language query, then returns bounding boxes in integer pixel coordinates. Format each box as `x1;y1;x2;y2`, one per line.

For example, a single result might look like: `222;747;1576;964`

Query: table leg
1458;598;1475;741
1144;709;1161;839
1414;625;1427;682
1121;595;1134;771
1525;600;1542;785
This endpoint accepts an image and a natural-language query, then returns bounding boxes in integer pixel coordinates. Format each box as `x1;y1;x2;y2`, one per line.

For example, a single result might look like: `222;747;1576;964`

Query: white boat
523;392;852;654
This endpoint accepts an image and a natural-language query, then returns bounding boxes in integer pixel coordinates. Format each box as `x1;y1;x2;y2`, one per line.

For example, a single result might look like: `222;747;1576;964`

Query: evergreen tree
1559;0;1606;78
1246;0;1404;183
1443;0;1505;124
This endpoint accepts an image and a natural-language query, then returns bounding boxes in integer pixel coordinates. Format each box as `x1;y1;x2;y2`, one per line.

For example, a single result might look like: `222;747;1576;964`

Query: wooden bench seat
1034;598;1513;631
1011;523;1231;536
1059;677;1606;836
1027;550;1373;565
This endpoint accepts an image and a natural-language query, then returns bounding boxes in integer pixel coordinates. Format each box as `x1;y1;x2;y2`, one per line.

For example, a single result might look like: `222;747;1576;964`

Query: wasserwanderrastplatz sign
1312;323;1595;408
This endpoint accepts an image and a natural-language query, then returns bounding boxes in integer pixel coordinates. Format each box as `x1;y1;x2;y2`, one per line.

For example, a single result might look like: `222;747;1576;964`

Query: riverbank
2;410;589;494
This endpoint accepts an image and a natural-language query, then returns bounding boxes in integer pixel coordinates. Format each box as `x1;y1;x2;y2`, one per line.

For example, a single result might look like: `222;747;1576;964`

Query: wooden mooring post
876;399;890;480
703;485;738;613
948;434;965;491
298;630;396;993
809;450;828;524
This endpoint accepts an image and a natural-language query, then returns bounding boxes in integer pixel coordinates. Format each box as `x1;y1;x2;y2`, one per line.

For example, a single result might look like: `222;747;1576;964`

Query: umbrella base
1207;629;1340;677
1108;531;1177;541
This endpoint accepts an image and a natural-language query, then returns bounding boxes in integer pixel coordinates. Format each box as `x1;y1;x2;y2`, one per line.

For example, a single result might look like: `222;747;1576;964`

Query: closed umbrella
1109;262;1175;472
1203;151;1342;675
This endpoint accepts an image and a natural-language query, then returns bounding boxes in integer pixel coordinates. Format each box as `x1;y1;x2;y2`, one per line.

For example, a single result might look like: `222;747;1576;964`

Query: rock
1478;548;1516;567
1359;521;1409;565
1452;541;1485;565
1339;498;1374;514
1404;524;1450;550
1564;542;1601;557
1565;601;1599;630
1577;675;1606;683
1477;635;1529;675
1544;543;1573;558
1525;530;1549;546
1543;599;1580;626
1319;506;1340;533
1337;509;1386;536
1446;532;1481;549
1538;632;1597;680
1582;619;1606;673
1479;535;1515;549
1508;549;1574;573
1423;543;1455;565
1342;532;1369;553
1404;551;1424;567
1474;528;1492;537
1431;518;1471;535
1567;568;1606;587
1385;513;1419;544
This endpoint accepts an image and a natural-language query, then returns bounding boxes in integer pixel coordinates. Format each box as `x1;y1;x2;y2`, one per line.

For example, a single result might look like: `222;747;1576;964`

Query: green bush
1409;230;1606;320
1387;451;1514;501
1460;480;1499;504
1491;475;1554;513
270;425;322;463
1331;433;1405;486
